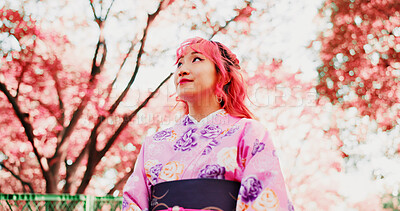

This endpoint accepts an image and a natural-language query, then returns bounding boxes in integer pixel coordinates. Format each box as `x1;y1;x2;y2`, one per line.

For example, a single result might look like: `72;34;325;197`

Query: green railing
0;193;122;211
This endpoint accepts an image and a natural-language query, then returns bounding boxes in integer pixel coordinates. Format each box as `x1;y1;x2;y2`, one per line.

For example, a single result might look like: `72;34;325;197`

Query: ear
217;75;230;86
222;75;231;85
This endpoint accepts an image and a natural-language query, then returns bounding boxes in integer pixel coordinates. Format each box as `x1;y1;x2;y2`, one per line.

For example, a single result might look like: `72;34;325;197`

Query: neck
187;96;221;122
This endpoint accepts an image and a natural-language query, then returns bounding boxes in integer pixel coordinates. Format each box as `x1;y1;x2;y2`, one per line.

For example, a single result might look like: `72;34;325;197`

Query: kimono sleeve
123;139;150;211
236;120;294;211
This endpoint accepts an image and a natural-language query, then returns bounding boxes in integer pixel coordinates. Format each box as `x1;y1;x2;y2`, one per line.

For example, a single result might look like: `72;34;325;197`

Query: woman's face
174;47;219;103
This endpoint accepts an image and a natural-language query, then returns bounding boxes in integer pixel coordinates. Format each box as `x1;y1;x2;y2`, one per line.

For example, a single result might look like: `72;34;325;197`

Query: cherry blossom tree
243;60;345;210
315;0;400;131
0;2;171;194
312;0;400;210
244;59;399;210
0;0;257;195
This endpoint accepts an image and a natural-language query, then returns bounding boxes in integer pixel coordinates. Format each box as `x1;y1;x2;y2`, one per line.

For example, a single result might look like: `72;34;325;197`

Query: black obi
149;179;241;211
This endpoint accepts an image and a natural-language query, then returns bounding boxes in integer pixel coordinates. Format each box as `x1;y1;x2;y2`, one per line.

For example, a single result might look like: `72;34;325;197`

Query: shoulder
240;118;266;130
236;118;268;139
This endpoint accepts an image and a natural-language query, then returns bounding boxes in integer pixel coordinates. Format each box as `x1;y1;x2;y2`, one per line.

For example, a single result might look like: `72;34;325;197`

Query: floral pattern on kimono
123;109;293;210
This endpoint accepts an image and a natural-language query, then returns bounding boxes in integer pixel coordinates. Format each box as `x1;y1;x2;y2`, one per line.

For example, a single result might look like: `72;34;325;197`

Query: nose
177;67;189;77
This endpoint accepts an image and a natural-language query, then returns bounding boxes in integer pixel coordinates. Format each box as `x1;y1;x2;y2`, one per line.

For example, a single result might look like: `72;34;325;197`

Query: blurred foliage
316;0;400;131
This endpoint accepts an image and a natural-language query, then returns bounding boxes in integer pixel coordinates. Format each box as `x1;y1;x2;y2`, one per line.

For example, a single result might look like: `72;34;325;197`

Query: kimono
123;109;294;211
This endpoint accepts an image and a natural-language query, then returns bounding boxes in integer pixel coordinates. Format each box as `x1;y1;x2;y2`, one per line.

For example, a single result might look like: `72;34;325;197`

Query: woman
123;37;293;211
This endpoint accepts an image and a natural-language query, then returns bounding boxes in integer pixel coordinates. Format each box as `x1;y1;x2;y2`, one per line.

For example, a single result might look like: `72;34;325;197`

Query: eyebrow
178;51;202;61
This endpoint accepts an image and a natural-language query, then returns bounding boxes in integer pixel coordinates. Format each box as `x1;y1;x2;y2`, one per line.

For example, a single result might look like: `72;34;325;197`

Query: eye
177;62;182;68
192;57;203;63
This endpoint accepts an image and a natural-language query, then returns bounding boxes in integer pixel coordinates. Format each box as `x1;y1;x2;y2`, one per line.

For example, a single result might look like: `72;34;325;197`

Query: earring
216;95;223;104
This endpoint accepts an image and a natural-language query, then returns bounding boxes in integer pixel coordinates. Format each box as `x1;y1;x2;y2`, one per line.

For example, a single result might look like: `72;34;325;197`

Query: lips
178;78;193;85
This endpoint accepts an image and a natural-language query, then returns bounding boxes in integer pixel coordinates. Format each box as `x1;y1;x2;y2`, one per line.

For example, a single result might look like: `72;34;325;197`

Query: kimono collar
186;109;226;127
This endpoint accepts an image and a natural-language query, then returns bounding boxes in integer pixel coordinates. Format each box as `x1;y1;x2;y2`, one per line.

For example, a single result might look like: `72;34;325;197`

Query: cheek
210;65;219;85
173;73;179;86
210;71;219;87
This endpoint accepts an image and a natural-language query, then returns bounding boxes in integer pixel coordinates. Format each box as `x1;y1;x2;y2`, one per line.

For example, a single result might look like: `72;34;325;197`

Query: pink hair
175;37;254;119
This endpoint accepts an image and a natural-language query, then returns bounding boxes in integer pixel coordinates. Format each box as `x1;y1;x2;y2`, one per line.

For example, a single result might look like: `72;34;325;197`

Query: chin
177;92;197;102
177;95;192;102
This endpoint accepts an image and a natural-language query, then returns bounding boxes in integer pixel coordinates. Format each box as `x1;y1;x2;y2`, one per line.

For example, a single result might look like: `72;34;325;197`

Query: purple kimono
123;109;293;211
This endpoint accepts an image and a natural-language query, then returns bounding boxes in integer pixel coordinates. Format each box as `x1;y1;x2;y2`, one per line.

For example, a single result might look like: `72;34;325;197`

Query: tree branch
24;95;63;126
73;0;174;194
104;0;116;20
107;159;135;195
63;34;136;192
76;72;173;194
61;33;108;193
64;35;140;192
100;72;173;156
50;69;65;125
15;66;27;99
0;162;35;193
89;0;99;20
104;36;140;105
55;44;107;192
0;82;47;177
51;13;108;163
106;19;153;115
48;15;108;193
106;0;173;114
98;0;165;126
208;1;253;40
208;17;235;40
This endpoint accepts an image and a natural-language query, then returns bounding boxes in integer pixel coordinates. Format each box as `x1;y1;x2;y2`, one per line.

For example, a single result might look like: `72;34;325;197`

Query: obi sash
149;179;241;211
